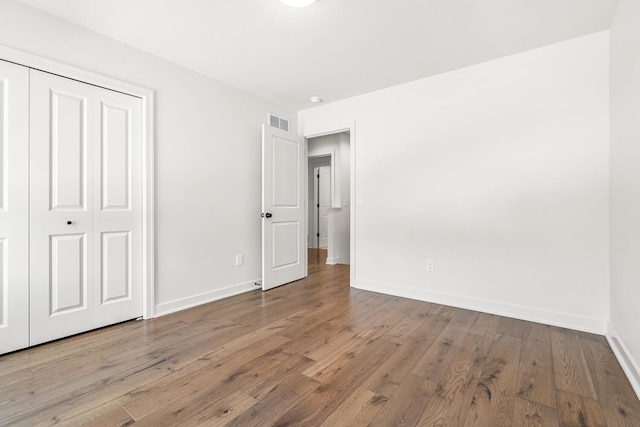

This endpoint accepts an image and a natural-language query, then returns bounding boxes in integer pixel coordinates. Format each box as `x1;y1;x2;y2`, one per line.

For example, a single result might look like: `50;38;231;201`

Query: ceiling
19;0;620;110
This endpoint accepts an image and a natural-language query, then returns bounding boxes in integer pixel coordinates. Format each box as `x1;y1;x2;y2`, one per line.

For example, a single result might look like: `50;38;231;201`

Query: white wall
609;0;640;396
300;32;610;332
337;133;351;264
308;133;351;264
0;0;295;314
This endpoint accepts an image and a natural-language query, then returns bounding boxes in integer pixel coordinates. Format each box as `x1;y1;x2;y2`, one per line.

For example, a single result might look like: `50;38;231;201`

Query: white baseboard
607;323;640;401
155;279;260;317
326;256;341;265
353;278;608;334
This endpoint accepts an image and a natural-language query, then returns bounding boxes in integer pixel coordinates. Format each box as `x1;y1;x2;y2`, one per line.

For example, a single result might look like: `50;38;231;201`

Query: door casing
314;166;331;248
303;123;356;285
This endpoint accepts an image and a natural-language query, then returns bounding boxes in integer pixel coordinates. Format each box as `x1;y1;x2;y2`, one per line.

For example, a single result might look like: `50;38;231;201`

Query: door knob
261;212;273;218
66;221;73;225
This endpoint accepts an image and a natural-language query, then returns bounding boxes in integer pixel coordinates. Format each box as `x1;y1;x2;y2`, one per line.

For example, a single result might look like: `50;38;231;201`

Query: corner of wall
607;322;640;401
353;278;609;335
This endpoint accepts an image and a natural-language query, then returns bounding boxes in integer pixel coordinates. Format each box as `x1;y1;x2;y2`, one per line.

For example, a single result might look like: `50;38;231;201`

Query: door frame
0;44;157;319
303;122;356;286
307;153;332;252
313;165;331;249
308;151;338;207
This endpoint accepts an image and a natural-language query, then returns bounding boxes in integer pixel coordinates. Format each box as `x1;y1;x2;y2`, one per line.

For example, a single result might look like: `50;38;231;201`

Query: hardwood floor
1;248;639;426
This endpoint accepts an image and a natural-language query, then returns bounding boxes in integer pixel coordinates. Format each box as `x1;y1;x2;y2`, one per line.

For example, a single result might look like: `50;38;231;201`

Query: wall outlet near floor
236;254;244;267
426;259;435;272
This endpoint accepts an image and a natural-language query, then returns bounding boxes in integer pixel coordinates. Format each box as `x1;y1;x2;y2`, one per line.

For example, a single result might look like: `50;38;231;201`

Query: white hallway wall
610;0;640;396
300;32;610;333
0;0;295;314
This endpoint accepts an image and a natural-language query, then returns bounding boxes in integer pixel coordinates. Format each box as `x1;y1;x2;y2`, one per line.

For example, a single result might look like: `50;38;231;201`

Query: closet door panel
93;87;142;325
50;233;88;314
30;70;95;346
100;102;130;210
0;60;29;355
100;231;130;304
50;90;87;210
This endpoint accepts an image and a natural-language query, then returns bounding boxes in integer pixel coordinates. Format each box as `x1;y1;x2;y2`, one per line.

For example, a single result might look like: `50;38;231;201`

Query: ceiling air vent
268;113;289;132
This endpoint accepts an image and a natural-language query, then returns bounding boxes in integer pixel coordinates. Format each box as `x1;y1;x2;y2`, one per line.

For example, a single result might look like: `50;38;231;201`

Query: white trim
303;133;308;278
155;280;260;317
0;43;156;319
142;92;156;319
607;323;640;400
303;122;356;287
326;256;341;265
304;124;353;138
354;278;608;334
349;125;356;285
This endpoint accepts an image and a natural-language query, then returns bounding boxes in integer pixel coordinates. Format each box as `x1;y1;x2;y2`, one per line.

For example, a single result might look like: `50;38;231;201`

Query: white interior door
29;70;142;346
0;60;29;354
262;124;306;291
318;166;330;248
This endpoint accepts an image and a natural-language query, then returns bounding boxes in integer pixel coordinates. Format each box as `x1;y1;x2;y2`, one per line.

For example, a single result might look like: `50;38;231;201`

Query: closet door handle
66;221;73;225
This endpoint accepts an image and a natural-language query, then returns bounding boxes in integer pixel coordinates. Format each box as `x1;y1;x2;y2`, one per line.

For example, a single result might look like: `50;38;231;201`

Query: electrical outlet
426;259;434;272
236;254;244;267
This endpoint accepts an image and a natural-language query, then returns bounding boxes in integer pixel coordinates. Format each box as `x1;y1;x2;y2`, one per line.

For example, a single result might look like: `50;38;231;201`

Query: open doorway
307;132;351;267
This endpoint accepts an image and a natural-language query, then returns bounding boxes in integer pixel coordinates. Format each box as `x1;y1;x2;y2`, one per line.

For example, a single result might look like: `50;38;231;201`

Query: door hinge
317;174;320;178
317;233;320;237
317;203;320;208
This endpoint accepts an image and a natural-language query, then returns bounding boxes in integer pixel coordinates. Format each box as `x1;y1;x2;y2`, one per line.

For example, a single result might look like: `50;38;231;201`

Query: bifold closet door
0;61;29;355
30;70;142;346
93;83;143;328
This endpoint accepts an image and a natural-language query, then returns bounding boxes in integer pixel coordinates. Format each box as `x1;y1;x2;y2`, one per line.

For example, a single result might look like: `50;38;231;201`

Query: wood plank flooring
1;248;639;426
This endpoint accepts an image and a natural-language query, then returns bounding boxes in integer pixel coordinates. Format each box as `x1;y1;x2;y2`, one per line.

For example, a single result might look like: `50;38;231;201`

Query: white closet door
29;70;143;345
92;85;142;326
30;70;96;345
0;60;29;354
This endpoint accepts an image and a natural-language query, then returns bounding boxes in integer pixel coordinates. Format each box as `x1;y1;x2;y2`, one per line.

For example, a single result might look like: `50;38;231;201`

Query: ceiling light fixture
281;0;316;7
